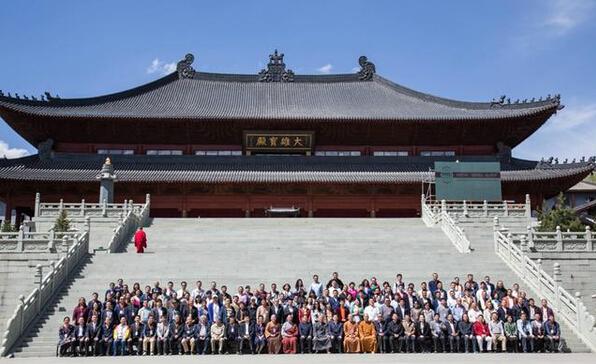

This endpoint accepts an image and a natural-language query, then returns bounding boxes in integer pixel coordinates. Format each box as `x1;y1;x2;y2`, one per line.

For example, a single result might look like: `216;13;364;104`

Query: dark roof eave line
0;103;559;123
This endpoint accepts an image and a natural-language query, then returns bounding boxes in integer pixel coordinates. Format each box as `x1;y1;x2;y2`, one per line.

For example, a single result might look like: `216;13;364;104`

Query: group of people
57;272;563;356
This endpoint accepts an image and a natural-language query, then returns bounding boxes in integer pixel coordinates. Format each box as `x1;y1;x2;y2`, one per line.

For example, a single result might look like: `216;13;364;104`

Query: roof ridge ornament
177;53;196;79
357;56;376;81
258;50;295;82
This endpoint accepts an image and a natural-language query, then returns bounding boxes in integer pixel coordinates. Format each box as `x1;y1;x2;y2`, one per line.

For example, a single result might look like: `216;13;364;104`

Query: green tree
1;220;16;232
53;210;71;232
537;193;584;232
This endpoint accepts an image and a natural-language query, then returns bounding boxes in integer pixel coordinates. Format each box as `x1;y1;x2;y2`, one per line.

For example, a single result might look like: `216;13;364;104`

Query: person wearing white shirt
176;281;188;300
309;275;323;298
363;299;379;321
468;302;481;323
191;280;205;301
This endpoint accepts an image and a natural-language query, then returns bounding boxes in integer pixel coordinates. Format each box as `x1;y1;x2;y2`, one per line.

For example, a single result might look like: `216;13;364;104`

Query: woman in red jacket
472;315;492;353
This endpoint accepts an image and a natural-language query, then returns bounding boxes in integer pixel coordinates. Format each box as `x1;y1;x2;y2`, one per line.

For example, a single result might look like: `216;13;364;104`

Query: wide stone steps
12;217;591;356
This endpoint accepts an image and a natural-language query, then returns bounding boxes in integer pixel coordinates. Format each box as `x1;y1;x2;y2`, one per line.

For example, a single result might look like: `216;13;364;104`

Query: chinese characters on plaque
244;131;314;152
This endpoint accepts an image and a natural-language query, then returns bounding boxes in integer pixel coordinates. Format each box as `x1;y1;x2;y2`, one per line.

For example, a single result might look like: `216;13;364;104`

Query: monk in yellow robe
358;314;377;353
343;314;361;353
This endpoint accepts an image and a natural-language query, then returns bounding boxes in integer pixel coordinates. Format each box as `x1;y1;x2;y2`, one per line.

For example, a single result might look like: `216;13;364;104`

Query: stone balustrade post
80;199;85;216
59;199;64;213
421;194;425;206
507;232;513;263
48;228;55;250
62;236;70;254
575;292;582;330
18;294;25;336
35;264;43;288
586;226;592;252
553;262;561;312
101;199;107;217
462;200;468;217
17;224;25;251
520;235;528;253
146;194;151;207
483;200;488;217
441;199;447;213
123;199;128;214
34;192;40;217
525;194;532;218
493;216;500;231
556;226;563;250
49;261;56;292
503;200;509;217
535;258;543;297
84;216;91;233
527;225;534;249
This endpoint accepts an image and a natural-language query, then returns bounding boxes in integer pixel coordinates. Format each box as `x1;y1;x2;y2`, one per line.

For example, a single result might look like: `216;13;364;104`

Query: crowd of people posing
57;272;563;356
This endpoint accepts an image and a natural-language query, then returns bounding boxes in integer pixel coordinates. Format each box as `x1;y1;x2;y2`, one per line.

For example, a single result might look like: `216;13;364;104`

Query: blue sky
0;0;594;160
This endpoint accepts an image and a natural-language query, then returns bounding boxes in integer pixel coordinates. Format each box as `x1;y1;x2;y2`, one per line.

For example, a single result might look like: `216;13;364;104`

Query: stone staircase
0;253;62;332
12;217;591;356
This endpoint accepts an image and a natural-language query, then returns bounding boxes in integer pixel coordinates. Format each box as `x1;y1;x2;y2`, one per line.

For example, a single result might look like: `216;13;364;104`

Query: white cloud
547;101;596;130
0;140;29;159
317;64;333;74
543;0;594;36
515;100;596;160
146;58;176;75
163;62;177;74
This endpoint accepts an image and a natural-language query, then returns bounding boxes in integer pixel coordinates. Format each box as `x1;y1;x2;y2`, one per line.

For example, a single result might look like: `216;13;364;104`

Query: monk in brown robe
265;314;282;354
343;314;361;353
358;314;377;353
281;315;298;354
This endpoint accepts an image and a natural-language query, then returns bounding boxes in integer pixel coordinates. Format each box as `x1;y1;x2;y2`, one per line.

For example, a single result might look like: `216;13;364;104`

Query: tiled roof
0;71;561;121
0;154;592;185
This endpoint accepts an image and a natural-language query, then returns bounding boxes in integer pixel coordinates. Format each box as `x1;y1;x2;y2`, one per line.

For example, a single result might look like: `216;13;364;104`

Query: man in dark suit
374;313;387;353
415;314;431;353
73;317;88;357
396;299;410;320
226;316;240;354
483;276;495;296
298;315;313;353
445;313;460;352
237;316;254;354
195;315;211;355
269;298;284;324
128;315;144;355
328;314;343;353
86;314;102;356
283;298;299;324
385;313;404;353
99;317;113;356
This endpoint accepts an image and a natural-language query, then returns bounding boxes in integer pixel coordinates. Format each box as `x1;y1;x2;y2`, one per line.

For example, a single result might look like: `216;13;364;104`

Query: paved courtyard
4;353;596;364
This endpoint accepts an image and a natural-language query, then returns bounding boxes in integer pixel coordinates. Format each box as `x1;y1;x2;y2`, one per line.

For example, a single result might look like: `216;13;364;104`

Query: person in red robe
134;227;147;253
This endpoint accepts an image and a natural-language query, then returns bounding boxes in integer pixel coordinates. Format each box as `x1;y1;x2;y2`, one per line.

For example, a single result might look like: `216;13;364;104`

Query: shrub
53;210;71;232
537;193;584;232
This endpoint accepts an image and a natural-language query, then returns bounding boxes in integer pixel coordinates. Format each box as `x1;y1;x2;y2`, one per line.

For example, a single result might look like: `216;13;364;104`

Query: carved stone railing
495;217;594;252
106;194;151;253
421;195;472;253
0;228;90;356
493;220;596;352
423;194;531;219
0;220;88;253
34;193;144;219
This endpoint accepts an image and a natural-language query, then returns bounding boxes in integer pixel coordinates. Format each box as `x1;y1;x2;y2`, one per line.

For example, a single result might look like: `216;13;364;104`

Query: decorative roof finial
104;157;112;166
177;53;196;79
357;56;376;81
258;50;295;82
